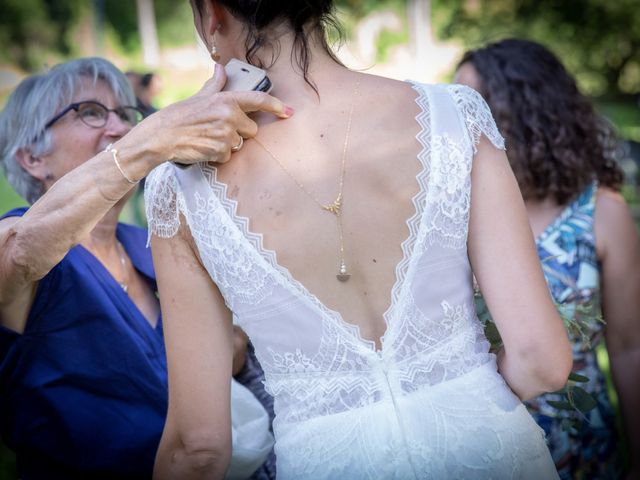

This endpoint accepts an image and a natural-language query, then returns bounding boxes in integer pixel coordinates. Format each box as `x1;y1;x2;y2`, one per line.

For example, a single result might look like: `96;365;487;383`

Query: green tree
0;0;85;71
104;0;193;54
432;0;640;97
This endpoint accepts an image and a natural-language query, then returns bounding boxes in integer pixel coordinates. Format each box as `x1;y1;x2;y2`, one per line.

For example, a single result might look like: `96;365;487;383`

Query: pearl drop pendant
336;261;351;282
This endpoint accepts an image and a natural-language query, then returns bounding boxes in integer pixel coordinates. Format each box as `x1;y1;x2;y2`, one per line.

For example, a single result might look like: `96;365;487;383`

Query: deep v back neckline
191;82;432;353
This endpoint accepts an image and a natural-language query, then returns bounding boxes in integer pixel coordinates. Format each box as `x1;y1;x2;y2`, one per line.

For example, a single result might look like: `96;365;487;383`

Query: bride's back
152;2;571;478
213;74;425;350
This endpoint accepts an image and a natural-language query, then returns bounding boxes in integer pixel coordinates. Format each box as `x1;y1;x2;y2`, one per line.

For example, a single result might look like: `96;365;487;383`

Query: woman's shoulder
594;186;638;258
356;73;452;110
594;186;635;232
596;185;626;204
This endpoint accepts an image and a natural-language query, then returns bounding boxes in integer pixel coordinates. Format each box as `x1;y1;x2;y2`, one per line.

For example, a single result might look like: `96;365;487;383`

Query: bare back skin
213;72;421;349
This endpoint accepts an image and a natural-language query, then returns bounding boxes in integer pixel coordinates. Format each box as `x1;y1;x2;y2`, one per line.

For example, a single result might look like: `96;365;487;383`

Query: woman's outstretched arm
152;223;234;480
595;188;640;478
0;65;290;334
468;136;572;400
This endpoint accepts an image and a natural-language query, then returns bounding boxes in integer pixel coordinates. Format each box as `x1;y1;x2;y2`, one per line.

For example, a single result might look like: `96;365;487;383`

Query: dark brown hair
192;0;343;91
459;38;624;204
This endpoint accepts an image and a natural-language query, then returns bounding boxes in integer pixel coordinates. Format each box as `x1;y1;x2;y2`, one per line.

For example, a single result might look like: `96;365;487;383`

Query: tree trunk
136;0;160;67
408;0;431;66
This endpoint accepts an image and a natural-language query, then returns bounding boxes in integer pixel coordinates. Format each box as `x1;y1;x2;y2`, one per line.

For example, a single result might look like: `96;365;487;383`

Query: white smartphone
223;59;272;93
173;60;272;168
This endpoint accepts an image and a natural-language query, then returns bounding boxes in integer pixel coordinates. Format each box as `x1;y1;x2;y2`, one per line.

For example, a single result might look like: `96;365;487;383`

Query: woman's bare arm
595;188;640;476
152;224;234;480
0;66;290;332
0;149;141;331
468;136;572;400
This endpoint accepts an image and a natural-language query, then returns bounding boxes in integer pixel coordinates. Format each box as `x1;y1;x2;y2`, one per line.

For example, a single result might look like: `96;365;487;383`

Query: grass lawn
0;173;27;213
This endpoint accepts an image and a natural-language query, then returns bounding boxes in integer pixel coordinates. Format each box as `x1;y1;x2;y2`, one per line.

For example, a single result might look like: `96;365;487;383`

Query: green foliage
336;0;406;19
104;0;194;54
432;0;640;97
103;1;139;53
595;100;640;143
474;288;602;428
334;0;408;68
154;2;194;48
376;24;409;63
0;173;27;212
0;0;85;71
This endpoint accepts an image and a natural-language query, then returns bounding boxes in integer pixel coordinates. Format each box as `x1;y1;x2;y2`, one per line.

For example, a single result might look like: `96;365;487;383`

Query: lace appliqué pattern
423;133;471;250
187;191;276;309
446;84;506;152
144;162;184;244
143;83;558;480
265;318;380;424
391;297;490;393
419;84;506;251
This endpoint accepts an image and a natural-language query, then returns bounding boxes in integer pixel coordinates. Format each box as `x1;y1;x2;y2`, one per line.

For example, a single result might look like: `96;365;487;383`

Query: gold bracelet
105;143;138;185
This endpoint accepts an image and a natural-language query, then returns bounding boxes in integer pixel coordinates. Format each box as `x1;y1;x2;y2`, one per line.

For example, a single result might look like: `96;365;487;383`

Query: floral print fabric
527;182;623;480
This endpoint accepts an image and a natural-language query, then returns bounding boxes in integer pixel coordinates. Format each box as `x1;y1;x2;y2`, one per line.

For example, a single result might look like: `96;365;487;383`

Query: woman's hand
116;64;292;179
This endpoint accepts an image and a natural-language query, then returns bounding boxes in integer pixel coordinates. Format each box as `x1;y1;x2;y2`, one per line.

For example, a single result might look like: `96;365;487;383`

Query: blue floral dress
526;182;623;480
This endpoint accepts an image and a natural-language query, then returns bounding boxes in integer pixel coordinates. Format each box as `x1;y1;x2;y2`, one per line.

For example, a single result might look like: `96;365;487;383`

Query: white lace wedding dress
145;83;559;479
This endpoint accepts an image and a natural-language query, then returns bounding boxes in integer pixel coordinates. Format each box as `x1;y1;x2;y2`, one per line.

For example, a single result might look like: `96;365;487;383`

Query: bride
147;1;572;478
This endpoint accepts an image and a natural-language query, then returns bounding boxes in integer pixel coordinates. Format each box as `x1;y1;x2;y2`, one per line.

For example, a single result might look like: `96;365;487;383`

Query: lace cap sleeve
144;162;183;245
447;84;505;153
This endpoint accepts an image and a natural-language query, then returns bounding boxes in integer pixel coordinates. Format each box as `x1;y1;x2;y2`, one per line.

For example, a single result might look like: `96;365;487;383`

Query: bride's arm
152;223;233;480
467;135;572;401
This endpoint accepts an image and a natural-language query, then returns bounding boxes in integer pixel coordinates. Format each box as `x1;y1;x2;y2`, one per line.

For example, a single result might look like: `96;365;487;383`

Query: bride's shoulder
357;73;421;102
353;74;426;129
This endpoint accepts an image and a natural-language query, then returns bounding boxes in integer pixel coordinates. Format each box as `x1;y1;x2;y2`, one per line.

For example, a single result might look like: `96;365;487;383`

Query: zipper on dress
377;352;420;480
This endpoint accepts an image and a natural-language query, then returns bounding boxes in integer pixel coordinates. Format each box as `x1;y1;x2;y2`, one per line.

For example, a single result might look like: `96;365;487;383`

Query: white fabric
227;379;274;480
145;83;558;479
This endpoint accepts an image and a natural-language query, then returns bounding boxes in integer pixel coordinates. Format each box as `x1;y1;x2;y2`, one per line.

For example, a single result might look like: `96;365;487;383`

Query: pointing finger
232;91;294;119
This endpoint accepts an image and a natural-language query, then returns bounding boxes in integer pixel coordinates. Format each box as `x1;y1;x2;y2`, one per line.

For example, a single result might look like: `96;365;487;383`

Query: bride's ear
205;1;228;36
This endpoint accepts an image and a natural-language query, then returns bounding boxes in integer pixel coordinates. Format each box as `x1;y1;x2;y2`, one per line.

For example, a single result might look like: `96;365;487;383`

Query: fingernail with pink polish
283;106;294;117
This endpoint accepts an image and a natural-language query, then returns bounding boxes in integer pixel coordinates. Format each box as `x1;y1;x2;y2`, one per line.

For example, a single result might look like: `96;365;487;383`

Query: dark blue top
0;207;167;479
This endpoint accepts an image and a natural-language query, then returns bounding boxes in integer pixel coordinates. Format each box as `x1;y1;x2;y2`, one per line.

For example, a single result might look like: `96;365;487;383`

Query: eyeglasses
44;101;144;130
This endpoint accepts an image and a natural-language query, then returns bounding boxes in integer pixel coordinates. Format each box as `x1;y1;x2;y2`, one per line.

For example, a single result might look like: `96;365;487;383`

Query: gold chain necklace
253;82;358;282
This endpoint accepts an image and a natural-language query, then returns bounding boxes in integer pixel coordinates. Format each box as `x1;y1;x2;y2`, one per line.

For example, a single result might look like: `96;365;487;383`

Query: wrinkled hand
119;64;291;171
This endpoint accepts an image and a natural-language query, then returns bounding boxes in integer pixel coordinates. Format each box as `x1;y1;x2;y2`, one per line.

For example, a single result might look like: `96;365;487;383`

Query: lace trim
446;84;505;152
199;82;433;354
144;163;186;246
379;81;433;350
198;163;374;349
423;132;472;250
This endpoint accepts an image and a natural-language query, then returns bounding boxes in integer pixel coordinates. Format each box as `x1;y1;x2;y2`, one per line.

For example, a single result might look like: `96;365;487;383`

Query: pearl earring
210;24;222;62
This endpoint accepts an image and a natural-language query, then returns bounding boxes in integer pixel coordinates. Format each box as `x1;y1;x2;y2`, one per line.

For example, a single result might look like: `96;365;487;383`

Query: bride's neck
226;24;347;105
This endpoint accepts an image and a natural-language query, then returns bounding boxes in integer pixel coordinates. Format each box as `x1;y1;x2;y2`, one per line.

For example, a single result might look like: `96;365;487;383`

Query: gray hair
0;57;136;204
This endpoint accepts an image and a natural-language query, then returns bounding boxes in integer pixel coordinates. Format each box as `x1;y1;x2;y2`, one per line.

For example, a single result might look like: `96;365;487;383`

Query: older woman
0;57;288;479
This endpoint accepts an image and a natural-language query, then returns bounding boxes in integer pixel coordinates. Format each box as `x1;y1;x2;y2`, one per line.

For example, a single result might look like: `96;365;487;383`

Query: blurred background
0;0;638;478
1;0;639;213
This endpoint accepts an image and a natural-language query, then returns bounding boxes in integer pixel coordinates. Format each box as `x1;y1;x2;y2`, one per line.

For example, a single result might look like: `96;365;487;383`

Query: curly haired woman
456;38;640;480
